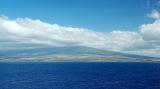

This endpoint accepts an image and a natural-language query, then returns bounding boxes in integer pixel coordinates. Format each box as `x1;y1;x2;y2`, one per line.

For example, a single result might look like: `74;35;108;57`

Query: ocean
0;62;160;89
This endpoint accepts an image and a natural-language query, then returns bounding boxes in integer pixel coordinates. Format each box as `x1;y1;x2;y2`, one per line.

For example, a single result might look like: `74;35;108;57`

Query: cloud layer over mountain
0;10;160;56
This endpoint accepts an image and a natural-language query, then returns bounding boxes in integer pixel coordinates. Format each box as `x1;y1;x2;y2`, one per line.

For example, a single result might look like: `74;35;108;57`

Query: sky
0;0;160;56
0;0;159;31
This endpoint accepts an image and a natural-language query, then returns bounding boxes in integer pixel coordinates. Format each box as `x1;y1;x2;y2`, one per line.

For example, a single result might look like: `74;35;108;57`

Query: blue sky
0;0;159;32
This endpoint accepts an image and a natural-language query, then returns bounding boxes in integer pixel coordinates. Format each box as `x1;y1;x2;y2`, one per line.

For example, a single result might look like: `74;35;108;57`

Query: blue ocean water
0;62;160;89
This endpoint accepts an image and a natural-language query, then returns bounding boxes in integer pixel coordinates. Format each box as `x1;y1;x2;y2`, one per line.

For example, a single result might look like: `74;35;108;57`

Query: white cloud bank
0;15;143;51
0;10;160;56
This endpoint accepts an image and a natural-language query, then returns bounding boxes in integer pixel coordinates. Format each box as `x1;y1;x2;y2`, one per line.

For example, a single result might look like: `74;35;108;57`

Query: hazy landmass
0;47;159;62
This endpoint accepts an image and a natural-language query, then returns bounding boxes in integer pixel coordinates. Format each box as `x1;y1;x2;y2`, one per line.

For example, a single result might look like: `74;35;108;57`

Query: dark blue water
0;62;160;89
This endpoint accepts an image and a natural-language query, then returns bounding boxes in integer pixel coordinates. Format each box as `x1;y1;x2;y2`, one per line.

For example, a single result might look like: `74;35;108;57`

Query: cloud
140;10;160;41
147;10;160;20
140;19;160;41
0;16;144;51
0;10;160;56
138;10;160;56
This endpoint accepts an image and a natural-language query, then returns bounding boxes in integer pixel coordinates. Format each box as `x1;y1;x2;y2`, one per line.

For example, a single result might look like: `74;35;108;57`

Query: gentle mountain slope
0;46;159;62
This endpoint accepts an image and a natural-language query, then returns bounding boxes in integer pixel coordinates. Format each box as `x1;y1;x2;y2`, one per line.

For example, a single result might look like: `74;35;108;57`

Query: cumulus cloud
0;16;144;51
0;10;160;56
147;10;160;20
138;10;160;56
140;10;160;41
140;20;160;41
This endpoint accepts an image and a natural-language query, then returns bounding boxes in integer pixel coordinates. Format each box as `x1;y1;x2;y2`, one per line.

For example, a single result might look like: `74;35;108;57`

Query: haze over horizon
0;0;160;57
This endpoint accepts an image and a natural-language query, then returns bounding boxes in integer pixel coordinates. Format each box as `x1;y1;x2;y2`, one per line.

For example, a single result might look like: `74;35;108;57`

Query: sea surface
0;62;160;89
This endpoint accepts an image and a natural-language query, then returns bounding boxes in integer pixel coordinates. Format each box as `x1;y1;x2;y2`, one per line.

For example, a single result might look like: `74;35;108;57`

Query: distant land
0;47;159;62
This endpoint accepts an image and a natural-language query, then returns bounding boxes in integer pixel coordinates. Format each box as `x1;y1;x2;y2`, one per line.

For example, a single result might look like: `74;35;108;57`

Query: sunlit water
0;62;160;89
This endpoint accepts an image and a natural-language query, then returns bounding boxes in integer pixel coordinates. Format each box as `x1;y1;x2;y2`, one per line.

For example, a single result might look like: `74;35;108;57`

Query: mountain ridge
0;46;159;62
